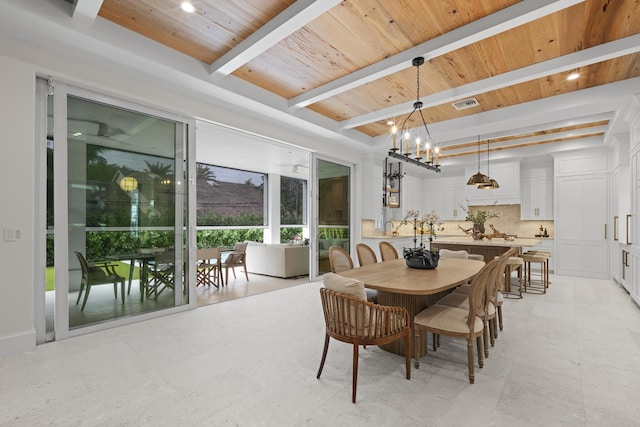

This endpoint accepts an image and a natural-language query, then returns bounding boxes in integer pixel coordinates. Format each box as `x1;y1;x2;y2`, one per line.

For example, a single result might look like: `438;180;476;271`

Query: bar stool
521;252;549;294
525;250;551;288
504;256;524;299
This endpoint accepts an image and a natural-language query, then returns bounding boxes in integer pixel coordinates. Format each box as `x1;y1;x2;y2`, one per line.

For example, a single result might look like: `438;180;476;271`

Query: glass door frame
309;153;354;281
36;79;196;342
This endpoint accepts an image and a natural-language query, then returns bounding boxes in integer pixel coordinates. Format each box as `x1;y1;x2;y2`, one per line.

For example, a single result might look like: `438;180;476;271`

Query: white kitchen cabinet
554;173;609;279
423;176;466;220
465;161;520;205
521;176;553;220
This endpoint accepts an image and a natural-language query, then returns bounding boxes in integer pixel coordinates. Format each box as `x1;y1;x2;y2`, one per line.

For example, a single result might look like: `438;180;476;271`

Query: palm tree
144;160;173;180
196;164;216;185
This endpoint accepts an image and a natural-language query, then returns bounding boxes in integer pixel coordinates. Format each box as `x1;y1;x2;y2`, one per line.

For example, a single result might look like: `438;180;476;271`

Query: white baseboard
0;329;36;356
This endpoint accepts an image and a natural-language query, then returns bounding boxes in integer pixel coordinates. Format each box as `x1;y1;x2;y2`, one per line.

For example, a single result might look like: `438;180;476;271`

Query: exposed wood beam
440;132;605;159
344;34;640;129
209;0;341;76
72;0;104;23
288;0;584;108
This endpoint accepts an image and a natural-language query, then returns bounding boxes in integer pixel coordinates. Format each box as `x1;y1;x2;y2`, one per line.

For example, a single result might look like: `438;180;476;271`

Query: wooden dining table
339;257;485;357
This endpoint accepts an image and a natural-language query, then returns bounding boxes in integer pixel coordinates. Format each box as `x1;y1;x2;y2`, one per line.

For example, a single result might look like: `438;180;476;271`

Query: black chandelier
388;57;441;172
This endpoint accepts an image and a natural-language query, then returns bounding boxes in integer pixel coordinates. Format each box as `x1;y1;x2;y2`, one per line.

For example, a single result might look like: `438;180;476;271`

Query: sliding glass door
38;79;194;340
312;156;352;279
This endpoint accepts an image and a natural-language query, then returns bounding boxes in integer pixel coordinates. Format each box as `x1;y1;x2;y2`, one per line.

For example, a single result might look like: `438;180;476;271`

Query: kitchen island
430;236;541;262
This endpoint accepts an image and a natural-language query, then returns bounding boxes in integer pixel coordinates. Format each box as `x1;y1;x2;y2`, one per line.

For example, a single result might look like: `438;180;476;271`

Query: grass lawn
45;262;141;292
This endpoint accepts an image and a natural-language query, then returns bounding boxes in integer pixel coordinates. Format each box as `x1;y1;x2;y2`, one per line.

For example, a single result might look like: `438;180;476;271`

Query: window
280;176;307;226
196;163;267;226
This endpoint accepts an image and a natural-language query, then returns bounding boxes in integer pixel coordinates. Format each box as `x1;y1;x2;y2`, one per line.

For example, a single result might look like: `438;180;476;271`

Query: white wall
0;56;36;354
0;36;367;355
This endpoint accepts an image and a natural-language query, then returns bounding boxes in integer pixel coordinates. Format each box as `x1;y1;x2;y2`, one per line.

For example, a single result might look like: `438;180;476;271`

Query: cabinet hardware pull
613;216;618;241
604;223;607;240
627;214;632;245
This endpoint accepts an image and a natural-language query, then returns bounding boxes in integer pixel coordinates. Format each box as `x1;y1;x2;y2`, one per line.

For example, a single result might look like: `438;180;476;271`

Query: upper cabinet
520;161;553;220
423;176;466;220
465;161;520;205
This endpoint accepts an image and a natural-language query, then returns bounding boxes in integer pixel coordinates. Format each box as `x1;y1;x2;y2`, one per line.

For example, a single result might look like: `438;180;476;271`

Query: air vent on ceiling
452;97;480;111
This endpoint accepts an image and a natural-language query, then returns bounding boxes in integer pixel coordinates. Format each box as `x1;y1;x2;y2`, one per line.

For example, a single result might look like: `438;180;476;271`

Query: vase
472;223;485;240
404;251;439;269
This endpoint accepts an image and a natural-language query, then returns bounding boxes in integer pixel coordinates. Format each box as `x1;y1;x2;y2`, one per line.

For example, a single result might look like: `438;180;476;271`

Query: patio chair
222;241;249;284
74;251;126;311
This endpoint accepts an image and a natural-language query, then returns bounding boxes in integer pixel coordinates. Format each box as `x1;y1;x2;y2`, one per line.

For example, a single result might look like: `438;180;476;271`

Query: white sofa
245;242;309;278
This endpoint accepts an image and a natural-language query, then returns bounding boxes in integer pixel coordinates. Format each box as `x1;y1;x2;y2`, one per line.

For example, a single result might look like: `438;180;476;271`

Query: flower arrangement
458;202;499;224
400;210;442;268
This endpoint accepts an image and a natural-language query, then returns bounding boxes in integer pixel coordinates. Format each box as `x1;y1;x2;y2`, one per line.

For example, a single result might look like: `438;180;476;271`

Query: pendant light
466;136;490;186
478;138;500;189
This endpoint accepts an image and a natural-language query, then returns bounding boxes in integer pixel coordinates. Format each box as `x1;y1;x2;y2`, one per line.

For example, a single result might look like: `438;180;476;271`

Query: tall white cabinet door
555;174;609;278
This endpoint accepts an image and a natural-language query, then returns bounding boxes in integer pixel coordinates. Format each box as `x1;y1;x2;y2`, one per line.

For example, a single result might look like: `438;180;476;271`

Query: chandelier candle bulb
416;139;420;158
391;125;397;150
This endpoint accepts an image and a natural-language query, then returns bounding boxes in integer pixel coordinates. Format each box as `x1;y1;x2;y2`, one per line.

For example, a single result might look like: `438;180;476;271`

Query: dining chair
437;251;510;354
355;243;377;266
354;243;379;303
328;246;353;273
439;249;484;261
222;241;249;284
74;251;126;311
196;247;222;287
317;273;411;403
378;241;398;261
413;257;500;384
329;245;377;302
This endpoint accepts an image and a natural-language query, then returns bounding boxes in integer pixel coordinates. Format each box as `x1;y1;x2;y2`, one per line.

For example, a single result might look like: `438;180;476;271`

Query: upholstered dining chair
437;251;510;354
317;273;411;403
222;241;249;284
329;245;377;303
378;241;398;261
74;251;126;311
328;246;353;273
439;249;485;261
413;257;500;384
356;243;377;266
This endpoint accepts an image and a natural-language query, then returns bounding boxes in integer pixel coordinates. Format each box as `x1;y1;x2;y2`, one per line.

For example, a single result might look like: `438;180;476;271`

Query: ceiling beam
71;0;104;23
209;0;341;76
288;0;584;108
343;34;640;129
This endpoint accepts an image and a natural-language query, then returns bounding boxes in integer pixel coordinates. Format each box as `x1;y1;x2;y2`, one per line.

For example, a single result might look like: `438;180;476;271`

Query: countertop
432;236;542;247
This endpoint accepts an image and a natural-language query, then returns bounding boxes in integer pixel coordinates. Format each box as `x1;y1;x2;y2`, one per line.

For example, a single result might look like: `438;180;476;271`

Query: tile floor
2;274;640;426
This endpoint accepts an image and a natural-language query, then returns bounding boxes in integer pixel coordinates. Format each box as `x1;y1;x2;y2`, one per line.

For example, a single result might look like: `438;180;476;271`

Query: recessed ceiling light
73;132;82;136
567;72;580;81
180;2;196;13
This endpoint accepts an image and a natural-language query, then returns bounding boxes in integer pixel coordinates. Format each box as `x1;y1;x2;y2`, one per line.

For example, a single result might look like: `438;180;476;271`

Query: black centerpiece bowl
403;246;439;269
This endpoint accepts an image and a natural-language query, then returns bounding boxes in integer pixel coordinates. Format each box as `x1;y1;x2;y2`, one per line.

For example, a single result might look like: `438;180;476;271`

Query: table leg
376;290;451;358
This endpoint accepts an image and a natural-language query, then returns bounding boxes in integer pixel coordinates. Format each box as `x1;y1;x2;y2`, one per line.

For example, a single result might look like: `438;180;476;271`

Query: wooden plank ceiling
97;0;640;159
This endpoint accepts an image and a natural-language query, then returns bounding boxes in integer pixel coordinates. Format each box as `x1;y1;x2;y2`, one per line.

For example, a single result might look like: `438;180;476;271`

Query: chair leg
476;336;484;368
489;319;496;347
81;285;91;311
316;333;330;379
352;342;359;404
467;338;475;384
497;306;503;331
120;279;125;304
76;284;85;305
483;323;490;357
243;266;249;281
405;331;412;380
